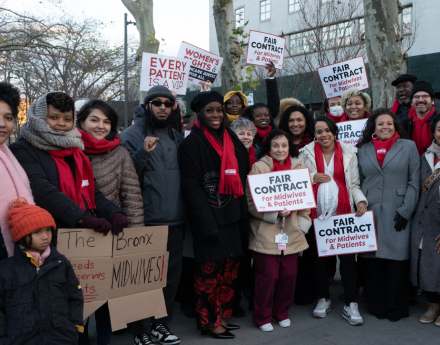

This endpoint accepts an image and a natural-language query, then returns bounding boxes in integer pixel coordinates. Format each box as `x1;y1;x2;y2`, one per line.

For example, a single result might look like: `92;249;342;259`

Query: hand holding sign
355;201;367;217
265;61;276;78
143;137;159;152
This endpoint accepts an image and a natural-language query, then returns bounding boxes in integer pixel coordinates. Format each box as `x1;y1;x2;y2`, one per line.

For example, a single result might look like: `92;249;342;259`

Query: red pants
252;251;298;327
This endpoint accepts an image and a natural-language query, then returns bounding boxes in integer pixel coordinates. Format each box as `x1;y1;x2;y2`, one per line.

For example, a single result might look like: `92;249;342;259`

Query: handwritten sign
313;211;378;257
336;119;367;147
247;168;316;212
317;56;369;98
177;41;223;86
246;30;286;70
140;53;190;95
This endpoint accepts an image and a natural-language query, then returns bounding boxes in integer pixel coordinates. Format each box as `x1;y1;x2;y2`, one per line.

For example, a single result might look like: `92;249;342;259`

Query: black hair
357;108;409;148
144;103;176;140
17;234;33;250
76;100;120;134
431;113;440;136
170;105;184;134
46;92;74;113
278;105;315;139
0;82;21;117
242;102;276;129
314;115;339;138
261;129;298;158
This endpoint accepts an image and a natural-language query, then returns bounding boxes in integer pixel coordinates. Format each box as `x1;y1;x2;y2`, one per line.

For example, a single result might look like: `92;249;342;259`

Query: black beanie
410;81;435;100
190;91;224;113
391;74;417;87
143;85;175;105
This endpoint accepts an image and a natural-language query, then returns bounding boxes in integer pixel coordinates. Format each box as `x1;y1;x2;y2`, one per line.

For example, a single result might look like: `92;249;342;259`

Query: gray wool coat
358;139;420;261
410;151;440;291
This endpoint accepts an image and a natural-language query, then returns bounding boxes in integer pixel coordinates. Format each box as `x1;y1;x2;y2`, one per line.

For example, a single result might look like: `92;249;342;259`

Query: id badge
278;244;286;251
275;234;288;244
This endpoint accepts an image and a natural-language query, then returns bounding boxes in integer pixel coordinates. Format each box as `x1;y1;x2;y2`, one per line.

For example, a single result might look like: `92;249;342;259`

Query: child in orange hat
0;198;84;345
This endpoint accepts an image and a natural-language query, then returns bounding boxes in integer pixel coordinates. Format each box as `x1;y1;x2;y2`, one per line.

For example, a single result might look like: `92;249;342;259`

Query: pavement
88;279;439;345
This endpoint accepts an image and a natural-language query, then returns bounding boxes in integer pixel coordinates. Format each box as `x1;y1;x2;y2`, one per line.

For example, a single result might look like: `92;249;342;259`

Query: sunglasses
150;100;175;108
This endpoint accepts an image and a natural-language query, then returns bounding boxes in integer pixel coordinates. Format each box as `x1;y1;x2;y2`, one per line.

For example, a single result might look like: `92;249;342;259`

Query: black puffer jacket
0;244;83;345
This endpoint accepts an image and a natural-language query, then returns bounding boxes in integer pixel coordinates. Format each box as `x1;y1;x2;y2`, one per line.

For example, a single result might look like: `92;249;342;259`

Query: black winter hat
391;74;417;87
190;91;224;113
143;85;175;105
410;81;435;100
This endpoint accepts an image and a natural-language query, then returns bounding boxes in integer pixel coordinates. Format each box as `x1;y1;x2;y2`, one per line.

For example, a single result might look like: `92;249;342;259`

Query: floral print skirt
194;258;240;330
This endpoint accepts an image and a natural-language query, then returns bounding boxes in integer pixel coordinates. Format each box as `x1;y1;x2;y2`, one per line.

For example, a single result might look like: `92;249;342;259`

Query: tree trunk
121;0;159;103
363;0;406;108
213;0;242;95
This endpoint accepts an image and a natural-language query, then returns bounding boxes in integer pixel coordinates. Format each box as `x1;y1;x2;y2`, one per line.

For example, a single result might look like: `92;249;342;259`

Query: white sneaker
313;298;332;318
278;319;291;328
259;323;273;332
343;302;363;326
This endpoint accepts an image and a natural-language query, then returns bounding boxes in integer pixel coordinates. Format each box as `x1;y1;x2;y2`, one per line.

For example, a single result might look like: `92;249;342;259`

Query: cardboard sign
247;168;316;212
317;56;369;98
58;226;169;331
246;30;286;70
177;41;223;86
313;211;378;257
140;53;190;95
336;119;367;147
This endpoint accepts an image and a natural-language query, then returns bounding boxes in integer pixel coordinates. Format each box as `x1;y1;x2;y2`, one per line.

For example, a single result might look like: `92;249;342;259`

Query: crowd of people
0;65;439;345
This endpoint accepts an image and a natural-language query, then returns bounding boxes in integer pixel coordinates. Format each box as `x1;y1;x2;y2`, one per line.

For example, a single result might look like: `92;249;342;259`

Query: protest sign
140;53;190;95
246;30;286;70
317;56;369;98
313;211;378;257
177;41;223;86
336;118;367;147
247;168;316;212
58;226;169;331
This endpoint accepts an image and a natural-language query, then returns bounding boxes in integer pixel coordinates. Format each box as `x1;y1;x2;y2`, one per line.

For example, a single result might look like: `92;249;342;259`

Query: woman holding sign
357;108;420;322
299;116;367;325
339;87;371;122
246;129;310;332
180;91;249;339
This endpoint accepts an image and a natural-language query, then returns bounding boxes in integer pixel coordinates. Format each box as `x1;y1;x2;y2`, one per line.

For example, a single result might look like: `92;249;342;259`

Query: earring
372;133;377;139
314;138;318;143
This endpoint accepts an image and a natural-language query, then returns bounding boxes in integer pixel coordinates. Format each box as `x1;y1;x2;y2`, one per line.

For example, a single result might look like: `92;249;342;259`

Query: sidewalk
89;279;439;344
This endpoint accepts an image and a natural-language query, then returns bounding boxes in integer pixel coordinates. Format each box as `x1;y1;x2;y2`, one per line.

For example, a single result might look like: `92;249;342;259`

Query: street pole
124;13;136;129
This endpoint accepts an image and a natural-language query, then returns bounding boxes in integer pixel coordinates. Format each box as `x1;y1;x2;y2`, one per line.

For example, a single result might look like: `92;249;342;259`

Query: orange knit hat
7;198;56;242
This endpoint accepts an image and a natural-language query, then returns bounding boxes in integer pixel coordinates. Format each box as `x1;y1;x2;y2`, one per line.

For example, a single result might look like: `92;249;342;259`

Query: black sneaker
151;324;180;344
134;334;154;345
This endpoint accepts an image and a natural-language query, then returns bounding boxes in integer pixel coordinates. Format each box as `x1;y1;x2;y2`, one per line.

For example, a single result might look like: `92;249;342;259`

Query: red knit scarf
196;120;244;198
268;154;291;172
78;129;120;154
296;132;313;150
47;148;96;210
249;145;258;171
255;124;272;142
410;107;435;156
372;133;400;168
390;99;400;113
311;141;351;219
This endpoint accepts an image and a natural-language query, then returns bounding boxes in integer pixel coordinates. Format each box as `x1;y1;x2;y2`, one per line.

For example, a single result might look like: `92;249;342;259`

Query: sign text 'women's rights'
336;119;367;147
317;56;369;98
248;168;316;212
313;211;378;257
246;30;285;70
140;53;190;95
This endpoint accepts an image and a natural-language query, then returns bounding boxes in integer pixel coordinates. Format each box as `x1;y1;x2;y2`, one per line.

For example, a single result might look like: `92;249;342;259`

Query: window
260;0;271;21
337;22;352;46
401;7;412;34
359;18;365;37
321;0;332;3
289;0;300;13
322;24;336;48
235;7;245;28
289;30;315;55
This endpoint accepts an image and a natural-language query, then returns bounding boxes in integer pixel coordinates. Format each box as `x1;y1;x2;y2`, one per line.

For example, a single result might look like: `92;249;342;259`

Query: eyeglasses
413;95;430;101
150;100;175;108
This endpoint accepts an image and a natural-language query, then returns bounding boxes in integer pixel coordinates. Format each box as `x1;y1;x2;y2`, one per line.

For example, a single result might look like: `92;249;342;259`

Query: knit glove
81;216;112;235
110;213;130;236
203;229;223;243
394;211;408;232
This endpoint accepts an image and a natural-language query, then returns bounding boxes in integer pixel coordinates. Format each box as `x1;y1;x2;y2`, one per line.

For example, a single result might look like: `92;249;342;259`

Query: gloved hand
203;229;222;243
81;216;112;235
394;211;408;232
110;213;130;236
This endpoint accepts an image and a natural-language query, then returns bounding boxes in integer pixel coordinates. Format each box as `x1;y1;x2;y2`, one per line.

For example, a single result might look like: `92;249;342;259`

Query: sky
4;0;210;56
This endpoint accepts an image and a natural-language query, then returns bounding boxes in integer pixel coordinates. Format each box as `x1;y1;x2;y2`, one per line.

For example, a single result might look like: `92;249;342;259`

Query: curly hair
241;103;276;128
278;105;315;139
431;113;440;136
0;82;21;117
46;92;74;113
357;108;409;148
230;117;256;137
341;87;372;110
261;129;298;158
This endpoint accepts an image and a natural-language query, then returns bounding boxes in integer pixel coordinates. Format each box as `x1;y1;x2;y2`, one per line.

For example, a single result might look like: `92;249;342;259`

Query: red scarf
390;99;400;113
255;124;272;142
268;154;291;171
47;148;96;210
311;141;351;219
372;133;400;168
409;107;435;156
326;112;343;123
196;120;244;198
339;112;370;123
296;132;313;150
78;129;120;154
249;146;258;171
